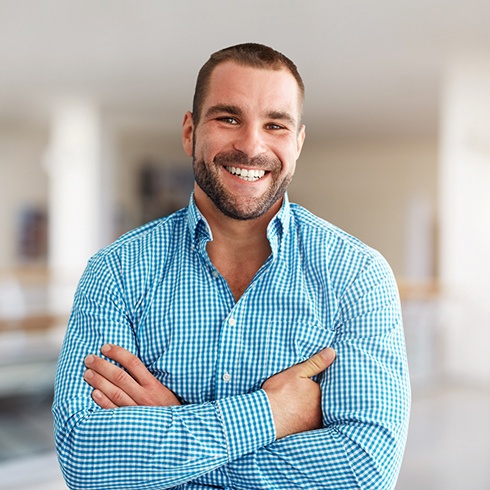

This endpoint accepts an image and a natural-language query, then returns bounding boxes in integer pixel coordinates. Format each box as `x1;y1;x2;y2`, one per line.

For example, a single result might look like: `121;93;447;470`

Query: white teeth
225;166;265;181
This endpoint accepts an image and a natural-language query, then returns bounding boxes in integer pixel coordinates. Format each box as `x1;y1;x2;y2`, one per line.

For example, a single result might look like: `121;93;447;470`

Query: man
53;43;410;489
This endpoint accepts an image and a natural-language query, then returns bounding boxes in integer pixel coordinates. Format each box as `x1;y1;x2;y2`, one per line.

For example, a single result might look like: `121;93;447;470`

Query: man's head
183;43;306;221
192;43;305;127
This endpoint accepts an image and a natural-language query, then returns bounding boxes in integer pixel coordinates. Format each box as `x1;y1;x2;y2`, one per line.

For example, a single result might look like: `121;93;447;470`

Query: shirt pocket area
264;321;336;380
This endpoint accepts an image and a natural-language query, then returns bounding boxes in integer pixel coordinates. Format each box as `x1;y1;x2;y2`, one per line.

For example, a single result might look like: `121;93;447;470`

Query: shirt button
228;317;236;327
211;270;219;278
222;372;232;382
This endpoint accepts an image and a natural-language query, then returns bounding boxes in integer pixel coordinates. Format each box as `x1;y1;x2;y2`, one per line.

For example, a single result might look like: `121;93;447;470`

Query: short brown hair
192;43;305;126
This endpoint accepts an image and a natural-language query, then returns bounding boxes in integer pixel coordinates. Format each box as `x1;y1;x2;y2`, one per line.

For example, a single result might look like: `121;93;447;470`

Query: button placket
214;312;240;397
222;316;236;384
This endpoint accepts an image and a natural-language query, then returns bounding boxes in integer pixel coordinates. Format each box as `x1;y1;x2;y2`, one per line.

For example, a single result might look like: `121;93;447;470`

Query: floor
397;384;490;490
0;393;66;490
1;385;490;489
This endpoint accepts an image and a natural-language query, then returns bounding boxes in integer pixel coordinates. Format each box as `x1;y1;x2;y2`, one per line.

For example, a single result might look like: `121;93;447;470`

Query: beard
193;149;292;220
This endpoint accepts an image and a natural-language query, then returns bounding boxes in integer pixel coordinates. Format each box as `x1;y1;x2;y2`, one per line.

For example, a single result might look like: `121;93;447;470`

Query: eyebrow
266;110;298;128
204;104;242;118
204;104;298;128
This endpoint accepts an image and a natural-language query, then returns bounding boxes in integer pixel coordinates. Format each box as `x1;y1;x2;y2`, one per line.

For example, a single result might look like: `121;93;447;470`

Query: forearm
194;405;406;490
219;415;404;490
53;390;275;490
192;428;360;490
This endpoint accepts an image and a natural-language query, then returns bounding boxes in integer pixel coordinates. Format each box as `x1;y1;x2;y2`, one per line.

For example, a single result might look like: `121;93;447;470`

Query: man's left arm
196;254;410;490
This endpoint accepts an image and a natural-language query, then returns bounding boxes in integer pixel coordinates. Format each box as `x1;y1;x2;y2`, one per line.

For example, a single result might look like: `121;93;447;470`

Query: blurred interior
1;1;490;488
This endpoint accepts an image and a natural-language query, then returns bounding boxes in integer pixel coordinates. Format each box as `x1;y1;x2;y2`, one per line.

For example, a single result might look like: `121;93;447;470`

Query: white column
439;56;490;383
45;99;114;315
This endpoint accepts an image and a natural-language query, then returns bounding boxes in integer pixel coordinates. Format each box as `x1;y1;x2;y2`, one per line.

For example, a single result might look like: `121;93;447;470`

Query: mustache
213;150;279;170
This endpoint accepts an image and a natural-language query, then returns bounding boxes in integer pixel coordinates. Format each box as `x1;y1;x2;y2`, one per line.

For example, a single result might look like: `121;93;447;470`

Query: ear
296;124;306;157
182;111;194;157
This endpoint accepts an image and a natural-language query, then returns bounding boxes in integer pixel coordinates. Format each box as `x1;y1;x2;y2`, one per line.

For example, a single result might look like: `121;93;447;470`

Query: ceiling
1;0;490;142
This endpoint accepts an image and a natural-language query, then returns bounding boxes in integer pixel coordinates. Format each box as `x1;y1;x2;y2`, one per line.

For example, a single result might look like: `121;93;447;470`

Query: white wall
289;138;438;278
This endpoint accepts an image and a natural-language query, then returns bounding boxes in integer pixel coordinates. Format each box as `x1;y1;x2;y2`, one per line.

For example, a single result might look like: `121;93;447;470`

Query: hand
84;344;181;409
262;348;336;439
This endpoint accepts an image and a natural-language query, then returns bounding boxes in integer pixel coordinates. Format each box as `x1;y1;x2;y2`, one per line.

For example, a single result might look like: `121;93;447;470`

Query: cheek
277;147;298;173
194;132;221;160
274;136;300;157
193;139;210;161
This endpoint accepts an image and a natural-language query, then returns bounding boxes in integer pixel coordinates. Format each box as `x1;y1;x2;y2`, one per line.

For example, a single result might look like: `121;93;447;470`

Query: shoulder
86;207;188;278
289;203;380;260
288;203;393;289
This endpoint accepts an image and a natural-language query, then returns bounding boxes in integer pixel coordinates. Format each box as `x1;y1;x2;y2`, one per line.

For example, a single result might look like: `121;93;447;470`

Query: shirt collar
187;193;213;246
266;193;290;256
186;192;291;255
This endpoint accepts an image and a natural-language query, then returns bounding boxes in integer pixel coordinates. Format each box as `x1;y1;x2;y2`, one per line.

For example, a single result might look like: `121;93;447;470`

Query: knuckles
111;389;129;406
126;355;143;371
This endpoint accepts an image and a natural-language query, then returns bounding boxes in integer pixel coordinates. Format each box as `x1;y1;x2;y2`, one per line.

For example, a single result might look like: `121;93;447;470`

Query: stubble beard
193;149;292;221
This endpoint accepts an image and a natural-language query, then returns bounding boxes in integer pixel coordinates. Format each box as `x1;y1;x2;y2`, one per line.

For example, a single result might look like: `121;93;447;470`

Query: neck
193;186;282;301
193;185;281;250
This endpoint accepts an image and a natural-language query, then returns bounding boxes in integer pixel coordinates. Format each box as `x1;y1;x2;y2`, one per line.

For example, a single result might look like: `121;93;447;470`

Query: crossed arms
84;344;336;440
53;251;410;490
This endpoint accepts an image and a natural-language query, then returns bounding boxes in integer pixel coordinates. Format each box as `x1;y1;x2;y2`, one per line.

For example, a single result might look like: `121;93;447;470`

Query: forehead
203;61;302;118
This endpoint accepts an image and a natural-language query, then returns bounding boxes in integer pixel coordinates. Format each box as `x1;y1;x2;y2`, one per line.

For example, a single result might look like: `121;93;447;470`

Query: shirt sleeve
192;253;411;490
52;258;276;490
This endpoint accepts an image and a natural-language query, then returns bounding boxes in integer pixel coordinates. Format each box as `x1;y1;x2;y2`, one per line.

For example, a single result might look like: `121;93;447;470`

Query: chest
206;241;271;302
216;262;260;302
134;249;337;404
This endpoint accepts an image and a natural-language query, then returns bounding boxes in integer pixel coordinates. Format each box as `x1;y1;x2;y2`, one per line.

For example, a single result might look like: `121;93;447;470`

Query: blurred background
1;1;490;488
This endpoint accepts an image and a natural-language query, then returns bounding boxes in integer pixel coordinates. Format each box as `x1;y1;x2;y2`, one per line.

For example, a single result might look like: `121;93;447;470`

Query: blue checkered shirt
53;193;410;489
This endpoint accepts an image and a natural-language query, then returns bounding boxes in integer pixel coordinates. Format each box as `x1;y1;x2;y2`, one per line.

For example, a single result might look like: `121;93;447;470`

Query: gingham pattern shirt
53;193;410;490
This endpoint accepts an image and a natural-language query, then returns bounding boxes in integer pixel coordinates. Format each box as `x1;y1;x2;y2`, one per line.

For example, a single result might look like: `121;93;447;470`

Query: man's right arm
53;279;271;490
53;264;333;490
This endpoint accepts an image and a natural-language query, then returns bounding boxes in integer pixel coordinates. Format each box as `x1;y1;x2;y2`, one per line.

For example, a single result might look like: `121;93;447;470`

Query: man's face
182;61;305;220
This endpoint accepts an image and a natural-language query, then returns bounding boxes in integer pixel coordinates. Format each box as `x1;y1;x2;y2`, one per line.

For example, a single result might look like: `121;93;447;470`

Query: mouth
225;166;266;182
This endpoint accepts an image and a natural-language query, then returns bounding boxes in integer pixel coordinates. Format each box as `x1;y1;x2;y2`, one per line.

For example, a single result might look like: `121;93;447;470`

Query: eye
266;123;286;131
217;117;239;125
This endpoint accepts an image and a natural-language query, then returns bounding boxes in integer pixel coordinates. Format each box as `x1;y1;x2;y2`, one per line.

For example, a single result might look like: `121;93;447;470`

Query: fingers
91;389;124;409
100;344;151;386
84;351;142;404
295;348;336;379
84;345;183;408
84;363;137;407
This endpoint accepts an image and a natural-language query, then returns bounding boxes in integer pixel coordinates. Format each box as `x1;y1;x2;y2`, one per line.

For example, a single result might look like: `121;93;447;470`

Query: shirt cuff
216;389;276;461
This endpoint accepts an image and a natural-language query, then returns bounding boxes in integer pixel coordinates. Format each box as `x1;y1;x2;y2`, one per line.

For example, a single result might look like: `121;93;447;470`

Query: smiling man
53;43;410;490
187;60;304;222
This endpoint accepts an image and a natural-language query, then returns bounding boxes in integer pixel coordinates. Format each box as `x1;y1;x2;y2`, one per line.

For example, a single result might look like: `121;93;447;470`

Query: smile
225;166;266;182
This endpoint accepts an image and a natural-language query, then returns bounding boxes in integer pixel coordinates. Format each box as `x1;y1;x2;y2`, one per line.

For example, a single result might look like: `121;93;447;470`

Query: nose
233;124;267;159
